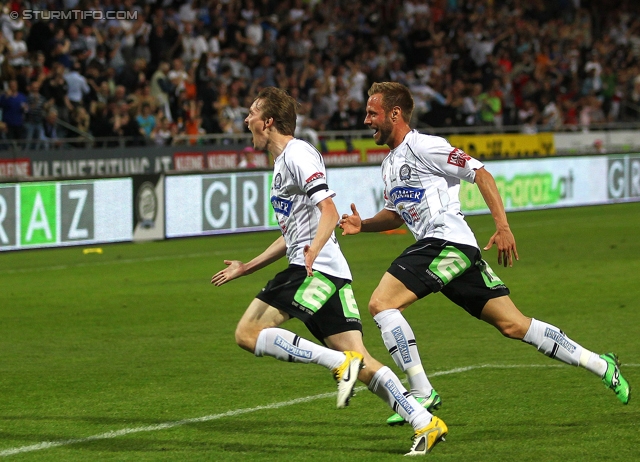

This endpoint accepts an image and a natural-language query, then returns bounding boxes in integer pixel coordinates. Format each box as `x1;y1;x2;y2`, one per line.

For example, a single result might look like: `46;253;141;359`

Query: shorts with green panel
387;238;510;318
255;265;363;343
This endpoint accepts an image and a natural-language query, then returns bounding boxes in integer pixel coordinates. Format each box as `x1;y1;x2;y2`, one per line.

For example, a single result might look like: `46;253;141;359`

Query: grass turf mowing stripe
1;362;636;457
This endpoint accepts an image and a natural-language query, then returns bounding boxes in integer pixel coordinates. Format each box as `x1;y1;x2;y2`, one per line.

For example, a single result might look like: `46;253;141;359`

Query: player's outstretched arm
474;167;519;267
339;203;404;235
211;236;287;286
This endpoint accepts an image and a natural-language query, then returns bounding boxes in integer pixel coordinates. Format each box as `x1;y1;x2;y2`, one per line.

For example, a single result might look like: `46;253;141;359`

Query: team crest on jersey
274;173;282;190
399;164;412;181
271;195;293;216
389;186;425;205
447;148;471;167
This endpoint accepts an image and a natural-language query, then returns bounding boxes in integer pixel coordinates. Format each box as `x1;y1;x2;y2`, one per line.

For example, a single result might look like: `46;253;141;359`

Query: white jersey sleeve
415;135;484;183
286;143;336;205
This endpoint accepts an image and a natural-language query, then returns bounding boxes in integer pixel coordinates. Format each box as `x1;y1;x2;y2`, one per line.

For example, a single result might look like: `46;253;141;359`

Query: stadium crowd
0;0;639;149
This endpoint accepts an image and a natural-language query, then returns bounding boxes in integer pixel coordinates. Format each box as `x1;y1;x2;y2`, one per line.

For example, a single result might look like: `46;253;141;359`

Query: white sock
374;309;434;398
254;327;345;370
368;366;432;430
523;318;608;377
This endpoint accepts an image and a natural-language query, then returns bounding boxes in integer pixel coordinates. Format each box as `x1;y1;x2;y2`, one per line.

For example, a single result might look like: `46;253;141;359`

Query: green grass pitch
1;203;639;461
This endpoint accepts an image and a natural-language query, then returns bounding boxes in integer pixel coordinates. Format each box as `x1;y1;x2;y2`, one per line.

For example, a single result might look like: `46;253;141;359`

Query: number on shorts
478;259;504;288
294;272;336;313
339;284;361;320
429;247;471;285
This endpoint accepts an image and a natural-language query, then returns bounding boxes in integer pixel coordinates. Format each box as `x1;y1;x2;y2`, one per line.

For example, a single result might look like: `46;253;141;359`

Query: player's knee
234;323;258;352
496;320;528;340
368;297;391;316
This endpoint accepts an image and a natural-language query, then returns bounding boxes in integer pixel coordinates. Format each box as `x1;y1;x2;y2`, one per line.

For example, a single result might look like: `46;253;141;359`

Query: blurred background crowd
0;0;639;150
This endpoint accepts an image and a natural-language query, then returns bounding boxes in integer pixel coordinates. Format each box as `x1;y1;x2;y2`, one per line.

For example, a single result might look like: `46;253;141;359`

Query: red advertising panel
0;158;30;178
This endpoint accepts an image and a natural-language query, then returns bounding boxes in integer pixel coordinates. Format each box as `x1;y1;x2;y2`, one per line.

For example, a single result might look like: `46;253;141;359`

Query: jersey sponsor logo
392;326;412;364
389;186;425;205
274;173;282;190
544;328;577;354
401;211;413;225
274;335;313;360
383;378;415;416
305;171;325;183
400;164;412;180
401;206;421;225
447;148;471;167
271;195;293;216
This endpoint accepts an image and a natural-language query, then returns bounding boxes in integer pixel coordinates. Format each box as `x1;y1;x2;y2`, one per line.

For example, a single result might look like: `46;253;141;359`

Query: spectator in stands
80;25;102;64
152;115;176;146
15;61;33;95
252;54;277;88
8;29;28;68
68;24;91;66
237;146;258;168
132;34;152;65
168;57;188;100
104;25;127;74
65;60;90;109
40;107;61;150
518;100;539;134
113;102;145;146
540;94;564;132
73;105;90;134
220;95;248;134
24;81;46;150
150;61;172;121
136;102;156;139
1;0;640;147
295;100;320;147
42;62;72;123
0;78;27;143
89;102;116;146
0;5;23;43
49;27;72;69
116;58;147;94
476;79;503;127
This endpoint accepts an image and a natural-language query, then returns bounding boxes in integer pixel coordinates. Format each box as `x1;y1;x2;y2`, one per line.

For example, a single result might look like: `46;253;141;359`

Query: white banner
0;178;132;251
328;154;640;219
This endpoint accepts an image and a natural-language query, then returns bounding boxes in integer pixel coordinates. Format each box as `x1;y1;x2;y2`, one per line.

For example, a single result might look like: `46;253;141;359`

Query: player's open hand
483;228;519;267
211;260;245;286
339;203;362;235
303;245;317;277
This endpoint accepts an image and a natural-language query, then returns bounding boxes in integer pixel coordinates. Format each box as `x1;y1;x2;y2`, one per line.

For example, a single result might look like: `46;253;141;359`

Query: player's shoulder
408;130;453;151
283;138;322;164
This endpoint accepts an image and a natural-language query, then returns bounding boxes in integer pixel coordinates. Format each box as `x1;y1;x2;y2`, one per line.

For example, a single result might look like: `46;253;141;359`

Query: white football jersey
271;138;352;280
381;130;484;248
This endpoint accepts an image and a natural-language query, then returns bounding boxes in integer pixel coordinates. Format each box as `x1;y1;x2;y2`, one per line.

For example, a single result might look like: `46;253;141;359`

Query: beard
374;117;394;146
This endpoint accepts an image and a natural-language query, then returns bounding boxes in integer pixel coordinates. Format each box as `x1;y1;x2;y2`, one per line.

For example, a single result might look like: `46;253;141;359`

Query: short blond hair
368;82;414;123
254;87;298;136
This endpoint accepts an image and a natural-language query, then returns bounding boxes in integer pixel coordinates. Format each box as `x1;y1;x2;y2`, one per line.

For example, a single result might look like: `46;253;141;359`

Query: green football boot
601;353;630;404
386;389;442;426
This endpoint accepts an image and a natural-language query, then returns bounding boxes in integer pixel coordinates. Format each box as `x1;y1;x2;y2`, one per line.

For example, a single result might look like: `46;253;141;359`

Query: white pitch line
0;363;637;457
0;247;266;275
